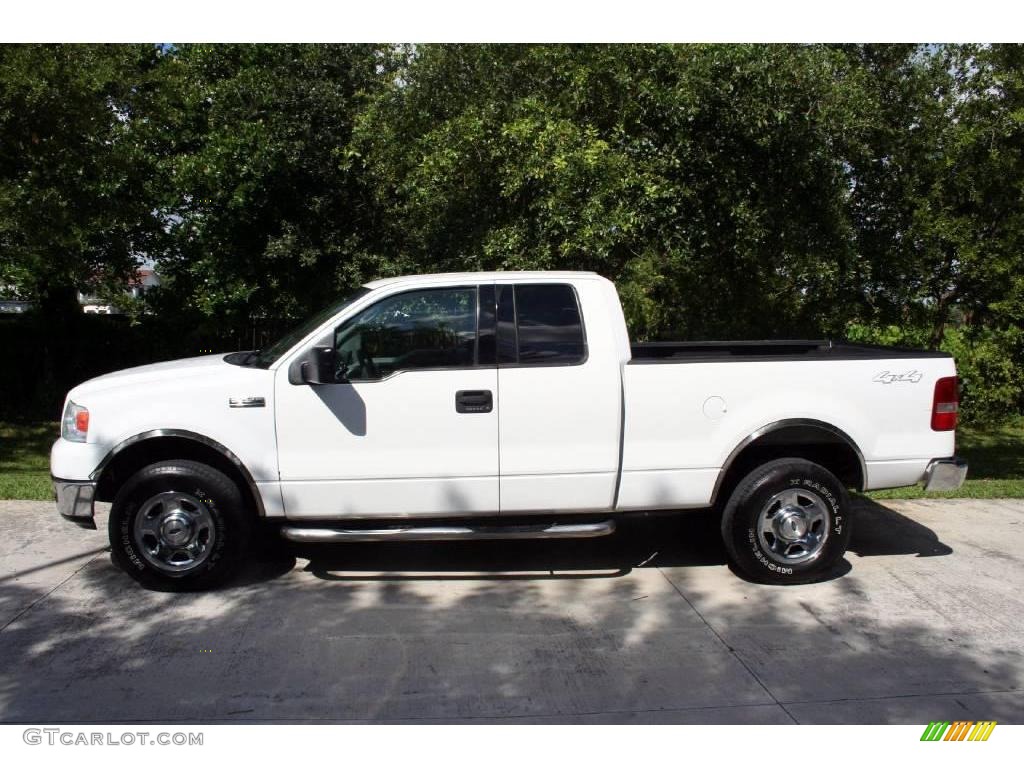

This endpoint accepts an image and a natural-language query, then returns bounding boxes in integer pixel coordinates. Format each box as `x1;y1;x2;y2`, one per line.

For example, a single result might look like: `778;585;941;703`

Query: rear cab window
494;283;587;366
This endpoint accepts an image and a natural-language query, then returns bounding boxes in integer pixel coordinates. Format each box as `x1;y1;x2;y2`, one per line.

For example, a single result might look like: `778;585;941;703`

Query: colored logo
920;721;997;741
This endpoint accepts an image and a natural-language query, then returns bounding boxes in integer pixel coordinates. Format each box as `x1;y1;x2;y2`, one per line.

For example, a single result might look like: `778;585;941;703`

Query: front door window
335;287;478;381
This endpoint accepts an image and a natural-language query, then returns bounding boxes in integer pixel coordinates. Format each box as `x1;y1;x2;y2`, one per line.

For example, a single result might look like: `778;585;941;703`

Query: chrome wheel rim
756;488;830;565
133;491;216;574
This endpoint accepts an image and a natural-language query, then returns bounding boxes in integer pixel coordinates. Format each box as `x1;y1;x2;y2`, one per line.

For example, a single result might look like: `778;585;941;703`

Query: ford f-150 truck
52;271;967;589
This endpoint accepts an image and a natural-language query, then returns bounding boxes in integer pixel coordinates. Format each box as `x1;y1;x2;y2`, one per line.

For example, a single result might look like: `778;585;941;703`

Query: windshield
244;287;371;368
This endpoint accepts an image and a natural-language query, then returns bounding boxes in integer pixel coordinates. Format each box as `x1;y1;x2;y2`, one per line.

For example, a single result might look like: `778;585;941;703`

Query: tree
352;44;886;339
2;43;1022;422
0;44;167;315
0;44;169;408
838;43;1024;421
154;44;388;327
845;44;1024;344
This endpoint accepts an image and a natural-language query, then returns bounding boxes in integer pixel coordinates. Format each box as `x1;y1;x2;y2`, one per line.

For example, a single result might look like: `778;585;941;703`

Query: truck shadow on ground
848;496;954;558
282;496;951;585
1;499;1018;725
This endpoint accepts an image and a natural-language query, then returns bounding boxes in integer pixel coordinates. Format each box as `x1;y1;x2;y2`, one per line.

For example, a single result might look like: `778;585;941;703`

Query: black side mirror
288;345;343;385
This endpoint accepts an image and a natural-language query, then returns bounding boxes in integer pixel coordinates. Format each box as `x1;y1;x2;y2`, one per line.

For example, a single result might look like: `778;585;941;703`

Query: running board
279;520;616;544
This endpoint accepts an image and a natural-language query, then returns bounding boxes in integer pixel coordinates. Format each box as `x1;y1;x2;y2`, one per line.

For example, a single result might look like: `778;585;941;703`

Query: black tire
720;458;853;584
108;460;253;591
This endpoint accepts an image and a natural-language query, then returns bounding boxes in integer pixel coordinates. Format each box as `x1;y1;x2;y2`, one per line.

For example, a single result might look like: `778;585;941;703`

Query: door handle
455;389;493;414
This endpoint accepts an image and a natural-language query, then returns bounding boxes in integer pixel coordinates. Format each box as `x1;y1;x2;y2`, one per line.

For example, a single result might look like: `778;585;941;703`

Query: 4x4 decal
874;370;923;384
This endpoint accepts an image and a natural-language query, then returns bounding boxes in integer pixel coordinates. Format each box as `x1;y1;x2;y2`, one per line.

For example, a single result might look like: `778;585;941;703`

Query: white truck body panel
51;271;961;525
618;357;956;510
274;366;500;518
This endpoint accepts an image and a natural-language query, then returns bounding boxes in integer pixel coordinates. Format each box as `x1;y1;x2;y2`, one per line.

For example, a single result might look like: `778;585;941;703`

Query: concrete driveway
0;497;1022;724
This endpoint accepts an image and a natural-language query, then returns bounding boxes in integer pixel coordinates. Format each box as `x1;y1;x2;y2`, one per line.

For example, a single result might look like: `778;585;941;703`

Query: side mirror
288;346;343;385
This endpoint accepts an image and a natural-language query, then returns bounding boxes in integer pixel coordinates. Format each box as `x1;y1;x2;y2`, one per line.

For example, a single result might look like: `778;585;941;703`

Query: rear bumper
923;457;968;492
53;477;97;529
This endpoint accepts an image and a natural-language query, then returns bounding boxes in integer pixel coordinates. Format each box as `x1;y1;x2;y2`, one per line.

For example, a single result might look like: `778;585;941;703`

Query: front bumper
923;457;968;492
53;477;97;529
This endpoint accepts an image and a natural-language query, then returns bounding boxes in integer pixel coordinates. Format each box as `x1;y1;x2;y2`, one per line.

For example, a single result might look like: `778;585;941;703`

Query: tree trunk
34;280;82;420
928;290;955;350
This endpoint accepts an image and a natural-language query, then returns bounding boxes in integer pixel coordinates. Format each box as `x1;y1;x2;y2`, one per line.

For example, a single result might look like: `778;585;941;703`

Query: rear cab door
495;277;624;513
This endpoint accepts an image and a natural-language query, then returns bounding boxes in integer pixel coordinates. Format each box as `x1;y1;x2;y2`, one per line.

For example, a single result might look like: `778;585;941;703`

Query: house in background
79;268;160;315
1;268;161;315
0;299;33;314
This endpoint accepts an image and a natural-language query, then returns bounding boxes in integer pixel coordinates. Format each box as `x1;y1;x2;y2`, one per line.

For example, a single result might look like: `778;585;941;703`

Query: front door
274;285;499;519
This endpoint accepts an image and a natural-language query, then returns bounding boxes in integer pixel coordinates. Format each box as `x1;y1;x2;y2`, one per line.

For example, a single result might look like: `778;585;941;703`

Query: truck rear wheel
720;458;852;584
109;460;252;591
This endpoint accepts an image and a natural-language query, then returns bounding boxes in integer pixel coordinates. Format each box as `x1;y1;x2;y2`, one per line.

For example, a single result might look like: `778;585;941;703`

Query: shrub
845;323;1024;426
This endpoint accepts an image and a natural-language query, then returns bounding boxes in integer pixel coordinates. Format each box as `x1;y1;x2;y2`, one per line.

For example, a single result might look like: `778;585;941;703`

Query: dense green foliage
153;44;387;323
0;45;167;311
1;44;1022;422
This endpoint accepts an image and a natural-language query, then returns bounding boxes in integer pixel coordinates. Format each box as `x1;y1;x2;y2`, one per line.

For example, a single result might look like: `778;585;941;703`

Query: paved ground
0;496;1022;724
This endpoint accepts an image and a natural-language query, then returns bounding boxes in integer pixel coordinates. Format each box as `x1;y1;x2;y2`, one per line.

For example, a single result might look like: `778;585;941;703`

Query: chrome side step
280;520;615;544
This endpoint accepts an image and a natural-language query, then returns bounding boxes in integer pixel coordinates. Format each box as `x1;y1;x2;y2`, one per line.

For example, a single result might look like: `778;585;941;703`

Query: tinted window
335;287;477;381
496;284;517;364
478;284;497;366
514;284;586;364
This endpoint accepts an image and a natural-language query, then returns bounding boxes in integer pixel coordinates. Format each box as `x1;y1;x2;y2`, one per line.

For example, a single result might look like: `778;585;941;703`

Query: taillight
931;376;958;431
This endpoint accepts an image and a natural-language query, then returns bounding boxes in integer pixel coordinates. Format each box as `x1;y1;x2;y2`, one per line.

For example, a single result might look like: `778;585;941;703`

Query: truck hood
69;354;244;398
62;352;276;467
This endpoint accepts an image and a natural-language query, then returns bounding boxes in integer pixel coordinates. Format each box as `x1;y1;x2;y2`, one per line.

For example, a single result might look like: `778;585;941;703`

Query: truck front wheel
108;460;252;590
720;458;853;584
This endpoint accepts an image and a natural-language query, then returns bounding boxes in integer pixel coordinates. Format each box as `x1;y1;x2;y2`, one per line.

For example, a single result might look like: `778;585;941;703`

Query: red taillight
931;376;958;431
75;409;90;434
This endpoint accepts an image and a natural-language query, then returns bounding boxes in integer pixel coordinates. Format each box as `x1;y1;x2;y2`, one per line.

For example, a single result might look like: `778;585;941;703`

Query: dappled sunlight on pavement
0;498;1022;723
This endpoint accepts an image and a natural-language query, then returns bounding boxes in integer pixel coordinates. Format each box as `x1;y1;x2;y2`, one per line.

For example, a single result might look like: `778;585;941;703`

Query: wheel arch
710;418;866;507
91;430;265;517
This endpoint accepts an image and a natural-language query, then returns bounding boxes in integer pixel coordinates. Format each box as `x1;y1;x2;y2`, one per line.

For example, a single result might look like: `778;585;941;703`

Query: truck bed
629;339;951;363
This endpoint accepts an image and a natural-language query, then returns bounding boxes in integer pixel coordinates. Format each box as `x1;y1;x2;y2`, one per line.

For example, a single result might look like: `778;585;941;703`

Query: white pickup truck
52;271;967;589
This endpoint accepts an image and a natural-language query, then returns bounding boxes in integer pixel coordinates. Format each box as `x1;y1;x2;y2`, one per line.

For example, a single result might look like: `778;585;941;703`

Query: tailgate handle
455;390;493;414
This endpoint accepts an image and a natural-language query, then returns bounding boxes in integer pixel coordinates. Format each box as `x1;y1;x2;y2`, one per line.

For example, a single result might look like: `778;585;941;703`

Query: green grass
866;417;1024;499
1;417;1022;502
0;422;57;501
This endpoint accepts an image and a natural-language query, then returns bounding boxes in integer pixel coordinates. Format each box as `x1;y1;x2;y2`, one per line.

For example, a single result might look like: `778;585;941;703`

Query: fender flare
709;418;867;504
89;429;266;516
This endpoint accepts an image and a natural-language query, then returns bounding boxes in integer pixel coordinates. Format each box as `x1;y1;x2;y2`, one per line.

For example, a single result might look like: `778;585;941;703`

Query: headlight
61;401;90;443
